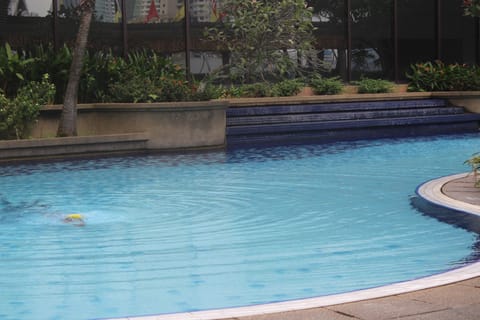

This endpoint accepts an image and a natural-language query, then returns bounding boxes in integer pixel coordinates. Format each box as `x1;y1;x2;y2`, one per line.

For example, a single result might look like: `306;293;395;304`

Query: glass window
57;0;123;54
397;0;436;80
1;0;53;49
310;0;347;79
441;0;477;65
126;0;185;54
9;0;51;17
90;0;123;54
351;0;394;80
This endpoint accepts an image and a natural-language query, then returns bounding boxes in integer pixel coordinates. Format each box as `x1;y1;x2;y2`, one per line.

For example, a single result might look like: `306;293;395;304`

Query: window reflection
8;0;51;17
309;0;347;78
441;0;476;65
2;0;52;48
95;0;122;23
57;0;122;22
351;0;393;80
398;0;436;80
127;0;183;23
126;0;185;54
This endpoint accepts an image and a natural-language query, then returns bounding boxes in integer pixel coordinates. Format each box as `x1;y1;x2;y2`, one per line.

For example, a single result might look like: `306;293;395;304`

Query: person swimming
63;213;85;226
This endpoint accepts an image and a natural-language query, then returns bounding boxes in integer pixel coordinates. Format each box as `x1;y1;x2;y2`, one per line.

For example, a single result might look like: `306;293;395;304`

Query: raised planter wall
431;92;480;114
0;100;227;161
32;100;228;150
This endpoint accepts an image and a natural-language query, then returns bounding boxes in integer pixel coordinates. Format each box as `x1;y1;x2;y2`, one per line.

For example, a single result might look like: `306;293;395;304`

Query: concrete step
227;107;464;126
226;99;449;117
226;99;480;146
227;122;480;146
0;133;149;161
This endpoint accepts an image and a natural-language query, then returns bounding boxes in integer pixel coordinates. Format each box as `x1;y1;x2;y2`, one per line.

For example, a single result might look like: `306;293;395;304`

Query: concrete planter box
0;100;227;161
430;91;480;113
33;100;228;150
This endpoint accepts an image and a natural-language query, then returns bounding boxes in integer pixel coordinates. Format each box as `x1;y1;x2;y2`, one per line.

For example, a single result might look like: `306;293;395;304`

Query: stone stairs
226;99;480;146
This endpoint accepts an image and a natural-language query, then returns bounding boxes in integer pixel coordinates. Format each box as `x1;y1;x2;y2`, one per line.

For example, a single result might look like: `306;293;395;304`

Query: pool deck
114;173;480;320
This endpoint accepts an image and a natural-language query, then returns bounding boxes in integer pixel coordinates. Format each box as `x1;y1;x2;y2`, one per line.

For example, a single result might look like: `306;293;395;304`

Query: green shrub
23;45;190;104
310;76;343;95
223;86;244;98
406;61;480;92
190;82;226;101
238;82;272;97
107;70;157;103
80;51;125;103
0;43;34;98
0;74;55;139
105;50;190;103
26;44;72;104
0;92;12;138
465;153;480;187
272;79;304;97
156;77;191;102
354;78;394;93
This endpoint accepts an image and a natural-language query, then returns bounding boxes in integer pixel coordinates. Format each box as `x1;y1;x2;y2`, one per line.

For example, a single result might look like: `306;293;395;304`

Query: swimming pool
1;134;479;320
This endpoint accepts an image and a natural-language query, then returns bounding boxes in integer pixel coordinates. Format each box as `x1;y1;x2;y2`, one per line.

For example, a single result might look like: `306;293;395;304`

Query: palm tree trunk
57;0;95;137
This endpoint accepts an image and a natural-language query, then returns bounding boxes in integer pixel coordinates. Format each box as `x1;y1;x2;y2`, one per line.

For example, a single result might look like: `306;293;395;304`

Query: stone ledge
41;100;228;112
0;132;149;161
226;91;480;108
227;92;433;107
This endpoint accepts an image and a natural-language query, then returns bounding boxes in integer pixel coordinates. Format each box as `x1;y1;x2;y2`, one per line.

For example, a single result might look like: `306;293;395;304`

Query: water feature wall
227;97;480;147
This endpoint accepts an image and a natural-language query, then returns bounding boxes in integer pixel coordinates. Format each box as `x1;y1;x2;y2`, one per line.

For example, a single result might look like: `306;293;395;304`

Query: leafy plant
26;44;72;103
354;78;394;94
156;77;191;102
223;86;245;98
463;0;480;16
0;74;55;139
465;152;480;187
205;0;317;83
310;76;343;95
0;92;11;138
272;79;305;97
104;50;189;103
0;43;34;97
189;81;226;101
406;61;480;92
238;83;273;97
107;70;157;103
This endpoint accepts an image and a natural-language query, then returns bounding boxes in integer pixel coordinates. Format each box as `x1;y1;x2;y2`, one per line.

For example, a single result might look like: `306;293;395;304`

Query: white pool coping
109;173;480;320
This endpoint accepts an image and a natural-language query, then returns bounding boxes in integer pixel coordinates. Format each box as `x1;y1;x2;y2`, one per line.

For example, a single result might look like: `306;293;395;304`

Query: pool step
0;133;149;161
226;99;480;146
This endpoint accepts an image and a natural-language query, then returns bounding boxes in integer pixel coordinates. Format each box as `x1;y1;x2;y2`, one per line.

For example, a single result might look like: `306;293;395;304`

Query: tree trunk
57;0;95;137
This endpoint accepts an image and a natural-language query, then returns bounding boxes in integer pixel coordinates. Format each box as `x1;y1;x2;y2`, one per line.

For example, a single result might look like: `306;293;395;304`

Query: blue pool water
1;134;480;320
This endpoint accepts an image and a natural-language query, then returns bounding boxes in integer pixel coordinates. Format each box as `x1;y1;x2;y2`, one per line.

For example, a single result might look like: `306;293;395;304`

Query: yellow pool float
64;214;85;226
66;213;83;220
